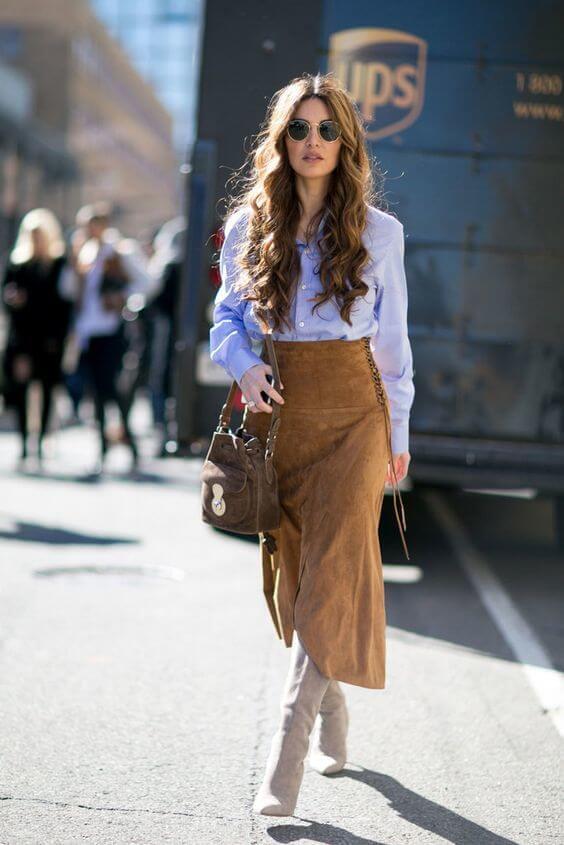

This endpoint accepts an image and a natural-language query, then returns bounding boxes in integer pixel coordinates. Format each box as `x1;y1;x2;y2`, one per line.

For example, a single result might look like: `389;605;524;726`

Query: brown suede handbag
200;333;282;547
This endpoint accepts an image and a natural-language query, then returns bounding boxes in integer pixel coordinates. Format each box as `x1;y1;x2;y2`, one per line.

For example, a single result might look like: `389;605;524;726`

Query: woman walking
2;209;75;463
73;203;151;473
209;72;415;816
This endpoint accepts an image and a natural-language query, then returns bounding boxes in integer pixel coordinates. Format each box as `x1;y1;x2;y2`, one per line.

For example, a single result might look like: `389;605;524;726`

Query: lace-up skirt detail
242;336;409;689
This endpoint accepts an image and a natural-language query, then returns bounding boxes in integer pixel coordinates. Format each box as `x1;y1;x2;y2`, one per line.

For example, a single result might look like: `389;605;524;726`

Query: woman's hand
13;354;32;383
240;363;284;414
385;451;411;486
3;283;27;309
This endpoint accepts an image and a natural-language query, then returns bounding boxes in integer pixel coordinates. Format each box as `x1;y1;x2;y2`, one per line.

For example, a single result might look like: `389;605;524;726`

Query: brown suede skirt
242;336;408;689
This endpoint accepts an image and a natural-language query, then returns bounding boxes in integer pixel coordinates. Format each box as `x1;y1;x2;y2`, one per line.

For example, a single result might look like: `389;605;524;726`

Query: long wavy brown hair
221;71;387;334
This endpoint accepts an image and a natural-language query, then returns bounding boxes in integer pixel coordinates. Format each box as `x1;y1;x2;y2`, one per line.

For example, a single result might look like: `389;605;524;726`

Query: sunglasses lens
319;120;340;142
287;119;309;141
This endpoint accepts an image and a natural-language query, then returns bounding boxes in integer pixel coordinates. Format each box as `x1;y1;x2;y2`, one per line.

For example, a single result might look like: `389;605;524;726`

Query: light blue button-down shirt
209;204;415;454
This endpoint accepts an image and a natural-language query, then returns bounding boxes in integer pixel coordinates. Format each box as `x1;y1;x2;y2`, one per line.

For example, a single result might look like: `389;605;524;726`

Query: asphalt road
0;413;561;844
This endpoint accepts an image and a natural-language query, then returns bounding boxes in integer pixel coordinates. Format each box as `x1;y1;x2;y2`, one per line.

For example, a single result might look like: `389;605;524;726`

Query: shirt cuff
230;348;264;385
390;419;409;455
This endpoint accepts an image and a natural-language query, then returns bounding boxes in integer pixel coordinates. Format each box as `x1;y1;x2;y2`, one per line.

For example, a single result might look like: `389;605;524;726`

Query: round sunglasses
286;118;342;143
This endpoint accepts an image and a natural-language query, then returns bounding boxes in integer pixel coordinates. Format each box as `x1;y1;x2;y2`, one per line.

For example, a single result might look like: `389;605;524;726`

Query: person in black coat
2;208;75;462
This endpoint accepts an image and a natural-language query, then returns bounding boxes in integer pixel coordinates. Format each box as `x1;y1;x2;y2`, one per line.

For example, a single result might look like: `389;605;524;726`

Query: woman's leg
309;679;349;775
38;380;54;460
87;335;138;465
253;630;331;816
114;387;139;464
13;384;29;460
93;391;108;460
100;332;139;465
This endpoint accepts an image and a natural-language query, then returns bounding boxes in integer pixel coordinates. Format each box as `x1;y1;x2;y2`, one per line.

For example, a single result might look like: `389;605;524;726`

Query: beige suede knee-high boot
253;631;331;816
308;680;349;774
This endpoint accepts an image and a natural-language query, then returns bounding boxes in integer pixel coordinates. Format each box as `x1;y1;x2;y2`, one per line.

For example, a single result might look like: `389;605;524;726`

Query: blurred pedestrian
147;216;184;454
73;202;151;473
59;225;91;420
1;208;75;464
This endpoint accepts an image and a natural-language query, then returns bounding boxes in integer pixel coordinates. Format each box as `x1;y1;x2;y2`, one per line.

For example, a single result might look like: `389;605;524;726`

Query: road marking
383;564;423;583
462;487;537;500
424;489;564;738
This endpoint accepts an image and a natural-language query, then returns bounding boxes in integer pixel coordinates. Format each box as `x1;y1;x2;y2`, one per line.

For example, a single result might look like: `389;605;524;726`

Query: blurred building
0;0;178;240
0;56;79;260
91;0;202;159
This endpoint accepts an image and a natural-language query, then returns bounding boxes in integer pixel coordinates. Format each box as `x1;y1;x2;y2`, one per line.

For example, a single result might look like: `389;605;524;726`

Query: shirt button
298;321;304;327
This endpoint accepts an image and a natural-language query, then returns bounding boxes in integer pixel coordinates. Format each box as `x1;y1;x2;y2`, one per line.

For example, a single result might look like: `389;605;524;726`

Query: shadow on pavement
267;768;519;844
0;465;201;489
0;519;138;546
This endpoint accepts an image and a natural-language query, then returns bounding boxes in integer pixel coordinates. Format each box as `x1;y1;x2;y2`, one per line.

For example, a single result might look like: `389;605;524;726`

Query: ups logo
328;28;427;140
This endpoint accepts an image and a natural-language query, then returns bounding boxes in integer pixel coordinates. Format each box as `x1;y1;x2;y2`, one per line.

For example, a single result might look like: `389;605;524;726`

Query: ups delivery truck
175;0;564;538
